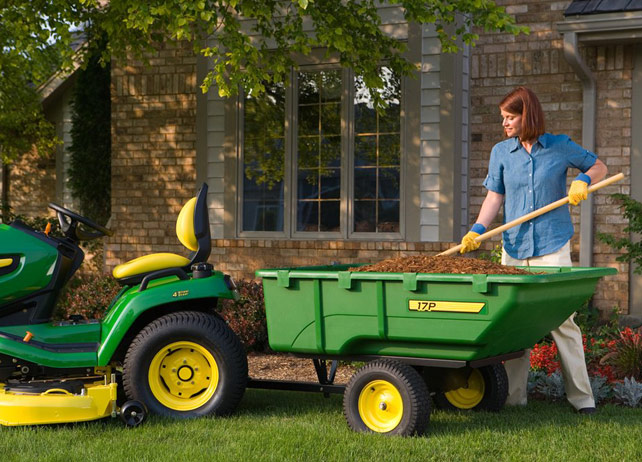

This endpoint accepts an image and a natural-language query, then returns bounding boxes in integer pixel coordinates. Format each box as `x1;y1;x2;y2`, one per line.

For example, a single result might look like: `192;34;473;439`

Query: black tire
433;364;508;412
123;311;248;418
120;400;147;427
343;359;431;436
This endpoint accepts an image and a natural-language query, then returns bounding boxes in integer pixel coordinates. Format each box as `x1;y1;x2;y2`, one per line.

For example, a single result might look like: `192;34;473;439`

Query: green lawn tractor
0;184;247;426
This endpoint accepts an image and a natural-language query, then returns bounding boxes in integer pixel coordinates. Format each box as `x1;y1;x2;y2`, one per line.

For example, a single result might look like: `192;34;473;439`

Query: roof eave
557;10;642;44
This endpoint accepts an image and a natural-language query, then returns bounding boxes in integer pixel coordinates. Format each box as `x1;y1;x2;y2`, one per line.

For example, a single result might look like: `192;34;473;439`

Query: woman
460;86;607;414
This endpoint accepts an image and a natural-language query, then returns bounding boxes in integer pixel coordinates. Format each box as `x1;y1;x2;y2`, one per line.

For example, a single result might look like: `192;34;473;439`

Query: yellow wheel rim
148;341;219;411
444;368;485;409
358;380;403;433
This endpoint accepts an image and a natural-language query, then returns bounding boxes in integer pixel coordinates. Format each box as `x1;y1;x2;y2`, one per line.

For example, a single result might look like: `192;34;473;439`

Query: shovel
438;172;625;257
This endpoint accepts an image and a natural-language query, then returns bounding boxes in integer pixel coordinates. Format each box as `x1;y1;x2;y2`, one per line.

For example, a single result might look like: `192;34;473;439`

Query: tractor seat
112;184;211;286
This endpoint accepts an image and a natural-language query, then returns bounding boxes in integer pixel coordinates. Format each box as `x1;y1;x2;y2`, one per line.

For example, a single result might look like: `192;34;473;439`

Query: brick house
3;1;641;319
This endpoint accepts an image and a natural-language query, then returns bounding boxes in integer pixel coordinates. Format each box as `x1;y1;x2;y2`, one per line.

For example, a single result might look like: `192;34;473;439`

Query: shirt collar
510;134;548;152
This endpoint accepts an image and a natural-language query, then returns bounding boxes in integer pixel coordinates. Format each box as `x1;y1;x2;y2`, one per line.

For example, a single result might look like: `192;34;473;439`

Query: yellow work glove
460;223;486;254
568;173;591;205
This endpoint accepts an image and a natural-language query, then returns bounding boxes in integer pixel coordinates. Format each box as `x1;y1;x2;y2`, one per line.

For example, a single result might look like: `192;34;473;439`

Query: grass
1;390;641;462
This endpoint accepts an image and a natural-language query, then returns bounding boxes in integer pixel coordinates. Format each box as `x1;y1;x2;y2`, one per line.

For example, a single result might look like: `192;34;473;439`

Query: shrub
597;193;642;273
600;327;642;381
55;273;120;320
535;371;565;400
0;202;59;234
527;370;547;396
217;279;268;352
589;375;613;404
477;243;502;264
613;377;642;407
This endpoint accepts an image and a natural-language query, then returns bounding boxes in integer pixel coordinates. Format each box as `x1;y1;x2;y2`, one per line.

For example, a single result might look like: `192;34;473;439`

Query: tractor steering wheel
48;203;113;242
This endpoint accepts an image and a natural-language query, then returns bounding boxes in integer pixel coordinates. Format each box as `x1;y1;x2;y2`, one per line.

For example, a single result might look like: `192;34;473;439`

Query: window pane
297;201;318;232
379;134;400;166
298;105;319;136
321;72;342;102
297;70;342;233
298;73;319;104
298;168;318;199
378;201;400;233
355;100;376;134
320;201;340;232
320;169;340;199
354;167;376;199
321;136;341;168
378;167;400;199
354;201;376;232
243;199;283;232
321;103;341;135
242;82;285;232
355;135;376;167
353;67;401;234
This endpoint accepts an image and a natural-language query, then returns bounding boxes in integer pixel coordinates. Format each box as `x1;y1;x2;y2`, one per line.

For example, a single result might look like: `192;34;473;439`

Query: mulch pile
350;255;533;275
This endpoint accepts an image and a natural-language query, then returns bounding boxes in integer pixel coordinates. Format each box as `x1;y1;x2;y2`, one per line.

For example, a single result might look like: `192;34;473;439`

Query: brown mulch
247;352;356;384
350;255;533;275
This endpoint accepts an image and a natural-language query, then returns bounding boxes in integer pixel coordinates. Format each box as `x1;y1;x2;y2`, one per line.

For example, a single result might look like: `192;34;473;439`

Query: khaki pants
501;241;595;410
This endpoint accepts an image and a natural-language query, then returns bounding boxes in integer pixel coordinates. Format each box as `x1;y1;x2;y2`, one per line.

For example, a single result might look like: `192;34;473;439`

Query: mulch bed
247;352;355;384
350;255;532;275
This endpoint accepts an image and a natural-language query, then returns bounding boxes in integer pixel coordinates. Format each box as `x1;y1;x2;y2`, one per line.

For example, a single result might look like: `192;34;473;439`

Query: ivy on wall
67;41;111;226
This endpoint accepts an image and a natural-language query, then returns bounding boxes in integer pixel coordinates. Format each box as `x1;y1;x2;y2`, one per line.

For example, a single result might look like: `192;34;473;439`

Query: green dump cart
252;264;616;436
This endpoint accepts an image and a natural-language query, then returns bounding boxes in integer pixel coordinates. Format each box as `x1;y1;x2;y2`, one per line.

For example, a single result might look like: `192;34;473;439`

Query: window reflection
296;70;342;233
242;82;286;232
353;67;401;233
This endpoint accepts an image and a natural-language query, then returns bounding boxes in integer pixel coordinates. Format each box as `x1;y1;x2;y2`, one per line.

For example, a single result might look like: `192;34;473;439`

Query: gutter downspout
562;31;596;267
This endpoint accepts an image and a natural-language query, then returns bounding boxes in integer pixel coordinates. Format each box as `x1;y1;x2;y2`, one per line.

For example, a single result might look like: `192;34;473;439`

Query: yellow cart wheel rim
358;380;404;433
444;368;485;409
148;341;219;411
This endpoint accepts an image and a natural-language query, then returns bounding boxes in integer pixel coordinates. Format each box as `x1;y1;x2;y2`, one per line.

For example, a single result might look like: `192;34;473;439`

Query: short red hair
499;86;545;142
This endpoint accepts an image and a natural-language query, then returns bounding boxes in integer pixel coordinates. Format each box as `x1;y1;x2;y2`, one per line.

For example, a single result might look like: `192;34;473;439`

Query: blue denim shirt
482;133;597;259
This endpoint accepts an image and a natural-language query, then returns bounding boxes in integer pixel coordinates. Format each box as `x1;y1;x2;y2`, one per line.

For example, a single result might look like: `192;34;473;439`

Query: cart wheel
343;359;430;436
120;400;147;427
433;364;508;412
123;311;247;418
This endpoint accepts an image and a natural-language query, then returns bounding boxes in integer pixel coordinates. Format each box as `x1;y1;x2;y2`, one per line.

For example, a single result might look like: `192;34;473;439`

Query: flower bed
528;327;642;407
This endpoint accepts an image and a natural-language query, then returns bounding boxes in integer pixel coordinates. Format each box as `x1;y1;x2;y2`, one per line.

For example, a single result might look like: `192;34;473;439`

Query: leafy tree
0;1;88;163
94;0;527;111
1;0;527;197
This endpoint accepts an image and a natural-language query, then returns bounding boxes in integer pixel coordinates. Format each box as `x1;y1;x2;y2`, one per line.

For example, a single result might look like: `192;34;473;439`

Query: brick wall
2;150;56;219
469;0;632;313
106;41;199;268
209;239;454;281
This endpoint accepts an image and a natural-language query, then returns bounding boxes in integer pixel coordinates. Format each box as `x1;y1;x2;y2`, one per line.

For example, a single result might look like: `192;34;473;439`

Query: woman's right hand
459;223;486;254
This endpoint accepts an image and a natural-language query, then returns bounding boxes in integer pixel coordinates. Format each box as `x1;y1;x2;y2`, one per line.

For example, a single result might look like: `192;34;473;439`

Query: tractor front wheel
123;311;247;418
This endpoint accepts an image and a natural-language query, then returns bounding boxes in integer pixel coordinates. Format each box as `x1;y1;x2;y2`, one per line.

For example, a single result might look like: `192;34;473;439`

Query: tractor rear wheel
123;311;247;418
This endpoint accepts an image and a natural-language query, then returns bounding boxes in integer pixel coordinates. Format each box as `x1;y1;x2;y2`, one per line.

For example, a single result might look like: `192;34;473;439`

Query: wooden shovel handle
438;172;625;257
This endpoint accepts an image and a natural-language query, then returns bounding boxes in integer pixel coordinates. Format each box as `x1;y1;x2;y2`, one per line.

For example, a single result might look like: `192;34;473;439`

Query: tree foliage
1;0;527;163
92;0;527;111
0;1;89;162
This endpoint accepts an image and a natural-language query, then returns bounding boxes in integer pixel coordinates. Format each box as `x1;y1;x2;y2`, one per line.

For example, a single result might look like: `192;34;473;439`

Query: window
239;67;402;238
241;82;286;232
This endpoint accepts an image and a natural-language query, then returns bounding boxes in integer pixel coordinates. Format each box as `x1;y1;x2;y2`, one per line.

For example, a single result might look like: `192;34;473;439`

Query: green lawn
1;389;641;462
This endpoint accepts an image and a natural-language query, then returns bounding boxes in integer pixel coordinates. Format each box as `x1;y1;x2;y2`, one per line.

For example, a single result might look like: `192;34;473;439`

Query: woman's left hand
568;180;588;205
